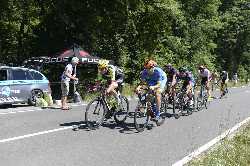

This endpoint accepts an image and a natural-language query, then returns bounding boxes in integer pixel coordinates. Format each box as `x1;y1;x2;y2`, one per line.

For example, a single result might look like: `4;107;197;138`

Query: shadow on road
60;121;90;131
59;111;175;134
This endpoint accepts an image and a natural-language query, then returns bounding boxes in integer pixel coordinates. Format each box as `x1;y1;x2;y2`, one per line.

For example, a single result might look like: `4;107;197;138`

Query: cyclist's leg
205;78;212;99
220;81;225;96
155;78;167;117
187;84;193;100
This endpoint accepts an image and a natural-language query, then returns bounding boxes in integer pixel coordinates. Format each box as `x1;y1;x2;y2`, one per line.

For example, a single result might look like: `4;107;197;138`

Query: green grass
188;124;250;166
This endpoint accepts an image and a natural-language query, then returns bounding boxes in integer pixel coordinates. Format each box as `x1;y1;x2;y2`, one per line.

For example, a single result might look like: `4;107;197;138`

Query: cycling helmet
71;57;79;64
198;65;205;70
222;70;226;74
98;59;109;69
165;64;172;70
144;59;157;69
179;67;187;73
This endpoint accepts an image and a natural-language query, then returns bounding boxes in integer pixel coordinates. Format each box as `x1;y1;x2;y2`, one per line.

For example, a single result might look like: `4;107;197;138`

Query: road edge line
0;126;73;143
172;116;250;166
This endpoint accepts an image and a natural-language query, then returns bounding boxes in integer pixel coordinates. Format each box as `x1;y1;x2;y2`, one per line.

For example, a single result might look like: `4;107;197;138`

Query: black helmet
179;67;187;72
165;64;172;69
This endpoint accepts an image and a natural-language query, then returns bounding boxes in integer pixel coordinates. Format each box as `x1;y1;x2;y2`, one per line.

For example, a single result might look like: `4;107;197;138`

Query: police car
0;66;50;105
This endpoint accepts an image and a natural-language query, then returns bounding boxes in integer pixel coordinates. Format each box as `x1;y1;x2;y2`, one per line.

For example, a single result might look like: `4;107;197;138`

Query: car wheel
28;89;43;106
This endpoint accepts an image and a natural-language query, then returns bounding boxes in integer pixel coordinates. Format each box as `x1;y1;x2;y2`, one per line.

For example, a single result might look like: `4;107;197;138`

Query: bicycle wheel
114;96;129;124
204;95;209;109
85;97;106;129
196;95;203;111
174;92;183;119
134;102;150;132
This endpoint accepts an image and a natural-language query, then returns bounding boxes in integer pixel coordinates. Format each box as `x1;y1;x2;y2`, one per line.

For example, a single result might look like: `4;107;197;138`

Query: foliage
0;0;249;83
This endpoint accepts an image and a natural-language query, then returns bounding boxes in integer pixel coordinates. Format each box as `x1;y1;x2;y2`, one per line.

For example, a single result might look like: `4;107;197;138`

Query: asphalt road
0;86;250;166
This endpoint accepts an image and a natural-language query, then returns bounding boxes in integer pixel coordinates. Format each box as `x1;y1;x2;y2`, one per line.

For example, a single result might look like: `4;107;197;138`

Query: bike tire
196;96;203;111
85;98;106;129
156;99;168;126
134;102;150;132
114;96;129;124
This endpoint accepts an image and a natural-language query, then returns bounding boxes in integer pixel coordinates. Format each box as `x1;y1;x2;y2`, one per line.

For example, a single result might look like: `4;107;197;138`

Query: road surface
0;86;250;166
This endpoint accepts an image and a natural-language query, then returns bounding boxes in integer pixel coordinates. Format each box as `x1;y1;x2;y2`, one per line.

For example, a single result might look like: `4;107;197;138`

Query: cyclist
178;67;195;105
198;65;212;101
164;64;178;98
220;70;229;98
97;59;125;100
136;59;167;121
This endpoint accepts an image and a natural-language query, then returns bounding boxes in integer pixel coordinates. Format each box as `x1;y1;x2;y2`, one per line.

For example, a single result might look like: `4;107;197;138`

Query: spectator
61;57;79;110
233;73;238;85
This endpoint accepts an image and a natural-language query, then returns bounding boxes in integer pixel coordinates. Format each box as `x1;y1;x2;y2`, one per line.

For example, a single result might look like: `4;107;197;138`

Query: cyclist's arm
172;74;177;86
64;67;77;80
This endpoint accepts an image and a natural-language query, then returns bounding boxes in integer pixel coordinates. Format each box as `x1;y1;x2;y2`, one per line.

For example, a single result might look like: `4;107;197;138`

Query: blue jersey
141;67;167;86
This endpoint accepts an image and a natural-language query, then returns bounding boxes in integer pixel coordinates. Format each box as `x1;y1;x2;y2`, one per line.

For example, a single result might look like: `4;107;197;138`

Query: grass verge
188;123;250;166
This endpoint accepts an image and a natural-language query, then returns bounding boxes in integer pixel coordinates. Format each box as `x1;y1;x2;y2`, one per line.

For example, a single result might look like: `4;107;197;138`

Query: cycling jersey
199;68;211;78
220;72;228;81
199;68;211;85
100;65;124;84
141;67;167;92
178;71;195;87
166;67;178;83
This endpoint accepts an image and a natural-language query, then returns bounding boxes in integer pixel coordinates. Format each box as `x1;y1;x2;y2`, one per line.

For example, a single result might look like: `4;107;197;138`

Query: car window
0;70;7;81
25;71;33;80
30;71;44;80
12;70;27;80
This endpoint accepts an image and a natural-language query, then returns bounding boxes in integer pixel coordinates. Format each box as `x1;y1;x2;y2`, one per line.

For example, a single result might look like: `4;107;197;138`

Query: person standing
61;57;79;110
233;73;238;85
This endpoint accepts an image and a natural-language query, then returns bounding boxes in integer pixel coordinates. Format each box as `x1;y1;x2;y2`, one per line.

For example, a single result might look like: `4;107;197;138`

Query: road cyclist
219;70;229;98
84;59;129;129
163;64;179;115
174;67;196;117
133;59;168;132
198;65;213;101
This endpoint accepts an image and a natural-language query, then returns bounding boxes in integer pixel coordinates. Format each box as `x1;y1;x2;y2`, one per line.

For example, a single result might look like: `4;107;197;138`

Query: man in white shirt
198;65;212;101
61;57;79;110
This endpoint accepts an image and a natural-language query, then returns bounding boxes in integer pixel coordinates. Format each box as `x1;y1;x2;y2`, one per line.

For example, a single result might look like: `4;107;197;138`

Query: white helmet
71;57;79;64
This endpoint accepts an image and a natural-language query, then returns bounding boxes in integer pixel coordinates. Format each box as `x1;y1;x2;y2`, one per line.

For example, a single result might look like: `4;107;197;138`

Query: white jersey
61;64;73;82
199;68;211;78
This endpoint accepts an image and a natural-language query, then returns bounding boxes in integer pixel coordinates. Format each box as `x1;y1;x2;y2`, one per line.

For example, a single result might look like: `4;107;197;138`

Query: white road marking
0;109;38;115
0;103;87;115
172;116;250;166
0;126;73;143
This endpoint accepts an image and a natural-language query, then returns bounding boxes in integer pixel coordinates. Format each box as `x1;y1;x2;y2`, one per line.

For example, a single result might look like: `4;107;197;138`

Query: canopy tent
23;45;114;69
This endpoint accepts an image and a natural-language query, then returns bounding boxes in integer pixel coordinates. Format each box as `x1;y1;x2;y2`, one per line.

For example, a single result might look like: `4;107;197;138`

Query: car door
11;69;32;102
0;69;13;104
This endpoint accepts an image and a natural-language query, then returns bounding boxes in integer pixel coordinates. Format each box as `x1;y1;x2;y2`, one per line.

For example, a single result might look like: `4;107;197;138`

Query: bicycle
220;80;229;99
134;86;166;132
172;85;196;118
85;83;129;129
161;83;177;118
196;83;209;111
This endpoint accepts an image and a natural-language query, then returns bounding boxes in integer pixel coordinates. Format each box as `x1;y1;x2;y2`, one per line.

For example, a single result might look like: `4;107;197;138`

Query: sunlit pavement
0;86;250;166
